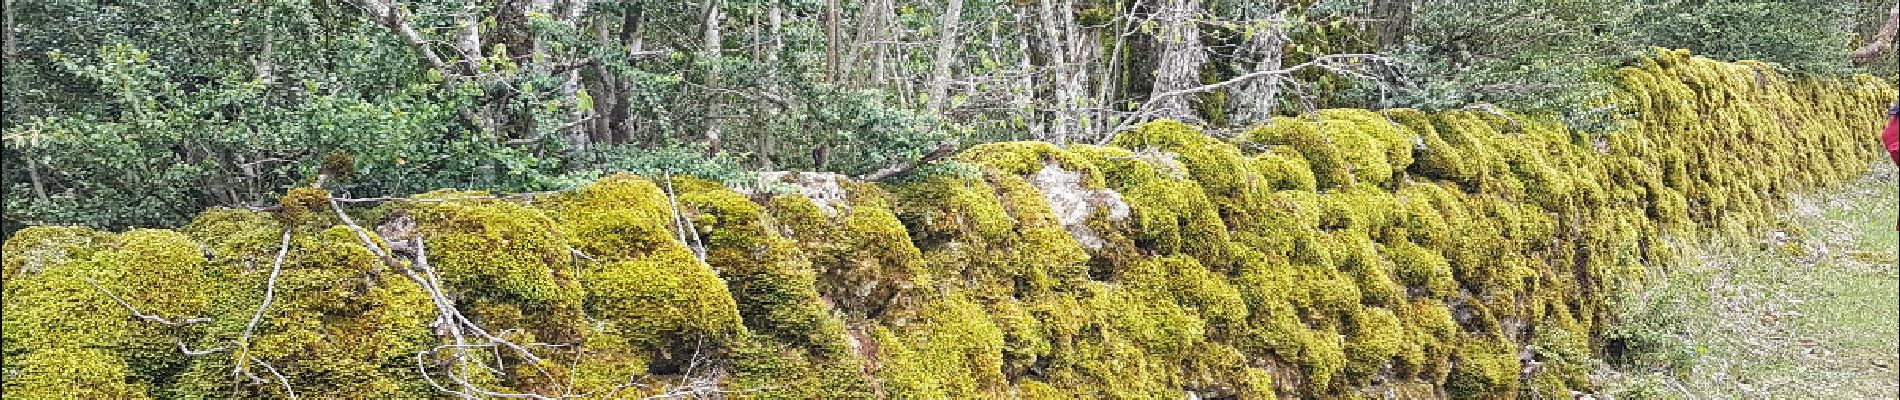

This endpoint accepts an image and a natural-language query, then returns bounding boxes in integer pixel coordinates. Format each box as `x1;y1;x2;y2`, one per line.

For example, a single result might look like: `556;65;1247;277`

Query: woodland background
3;0;1898;232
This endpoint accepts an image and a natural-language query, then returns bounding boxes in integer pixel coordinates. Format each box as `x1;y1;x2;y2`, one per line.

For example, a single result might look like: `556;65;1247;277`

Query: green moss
1342;307;1407;383
672;178;874;397
1070;144;1177;190
2;229;211;397
1447;336;1521;400
1120;178;1233;268
958;141;1107;189
3;49;1890;400
275;186;333;226
1112;120;1265;218
1;226;109;286
396;190;581;309
874;293;1007;398
170;226;437;398
1402;298;1459;380
1243;117;1354;190
4;348;152;399
1386;240;1456;299
1251;147;1319;192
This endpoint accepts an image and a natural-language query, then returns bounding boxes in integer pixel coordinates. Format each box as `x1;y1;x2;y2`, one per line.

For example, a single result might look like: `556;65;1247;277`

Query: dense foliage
5;0;1893;231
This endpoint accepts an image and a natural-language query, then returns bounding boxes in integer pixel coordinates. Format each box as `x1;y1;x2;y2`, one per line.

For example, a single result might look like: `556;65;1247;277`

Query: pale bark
701;0;726;156
1147;0;1207;121
1232;20;1287;124
25;159;48;201
1038;0;1078;142
759;2;785;170
926;0;967;113
452;0;483;75
1853;4;1900;64
826;0;843;84
1016;23;1045;140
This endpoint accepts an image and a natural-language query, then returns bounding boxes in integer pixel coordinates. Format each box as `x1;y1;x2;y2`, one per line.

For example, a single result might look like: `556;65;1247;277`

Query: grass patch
1601;164;1899;399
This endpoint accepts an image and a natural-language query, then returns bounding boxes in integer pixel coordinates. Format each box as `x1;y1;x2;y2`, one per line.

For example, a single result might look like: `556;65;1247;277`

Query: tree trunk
701;0;725;156
1232;20;1287;124
925;0;966;113
585;16;615;145
452;0;484;76
1853;4;1900;65
1016;27;1044;140
1366;0;1412;48
25;159;49;201
1146;0;1207;121
826;0;843;85
617;7;643;145
759;2;785;170
1037;0;1079;142
2;0;13;63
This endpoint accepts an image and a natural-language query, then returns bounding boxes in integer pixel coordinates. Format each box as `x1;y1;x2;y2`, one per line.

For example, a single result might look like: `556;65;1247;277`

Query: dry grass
1600;163;1899;399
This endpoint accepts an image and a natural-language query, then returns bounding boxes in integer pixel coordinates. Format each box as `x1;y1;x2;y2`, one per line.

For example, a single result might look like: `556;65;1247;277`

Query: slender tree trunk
1146;0;1207;121
826;0;843;84
452;0;484;76
1232;20;1286;124
1367;0;1412;48
1094;3;1132;143
2;0;13;63
25;159;49;201
926;0;966;113
701;0;725;156
1037;0;1077;142
758;2;785;171
1016;24;1044;140
843;0;895;89
618;7;643;145
585;16;615;145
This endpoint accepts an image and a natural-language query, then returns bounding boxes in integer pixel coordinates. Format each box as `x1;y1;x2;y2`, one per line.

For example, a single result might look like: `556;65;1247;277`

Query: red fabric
1885;114;1899;231
1885;114;1900;165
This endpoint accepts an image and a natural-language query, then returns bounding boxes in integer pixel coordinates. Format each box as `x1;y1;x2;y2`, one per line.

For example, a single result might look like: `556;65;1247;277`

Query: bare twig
179;340;229;356
86;279;213;326
239;230;293;349
661;172;707;261
857;139;959;182
251;357;299;400
232;229;293;386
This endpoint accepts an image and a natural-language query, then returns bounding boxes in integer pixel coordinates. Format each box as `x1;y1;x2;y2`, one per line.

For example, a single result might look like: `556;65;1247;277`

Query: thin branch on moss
251;356;299;400
178;340;229;356
661;172;707;261
423;343;587;400
85;278;213;326
238;229;292;350
232;229;294;389
331;189;573;205
329;198;402;268
568;247;597;262
327;194;747;399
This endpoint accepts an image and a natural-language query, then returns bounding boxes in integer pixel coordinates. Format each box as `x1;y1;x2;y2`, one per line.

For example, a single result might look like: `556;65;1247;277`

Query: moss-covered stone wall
3;50;1890;399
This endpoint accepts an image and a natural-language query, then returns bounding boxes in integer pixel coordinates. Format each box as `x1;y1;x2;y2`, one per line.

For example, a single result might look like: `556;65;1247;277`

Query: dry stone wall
3;50;1892;399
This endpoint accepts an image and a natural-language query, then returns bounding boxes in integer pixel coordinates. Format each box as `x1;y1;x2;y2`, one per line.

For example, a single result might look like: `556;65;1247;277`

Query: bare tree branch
86;279;213;326
232;229;293;386
857;139;959;182
179;340;229;356
1854;4;1900;64
251;357;300;400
